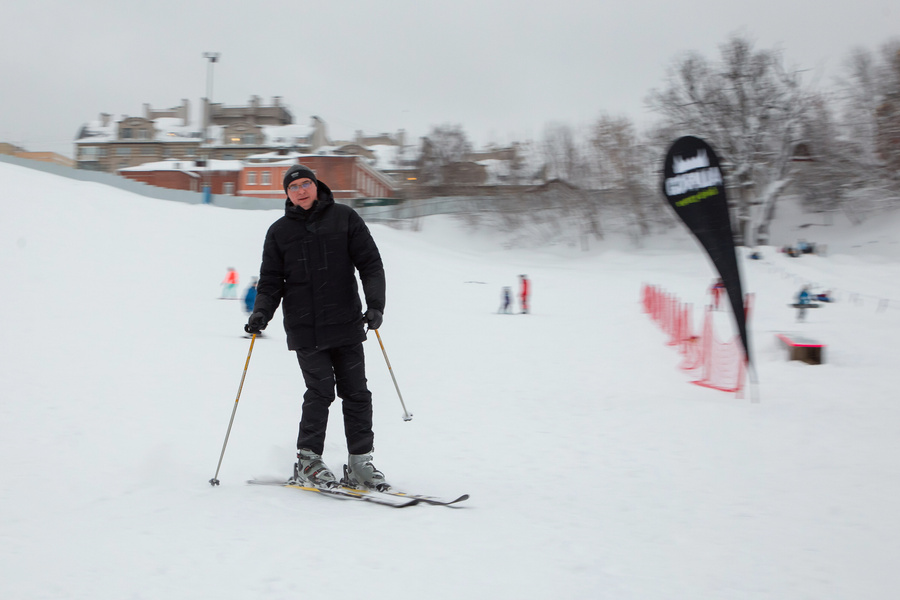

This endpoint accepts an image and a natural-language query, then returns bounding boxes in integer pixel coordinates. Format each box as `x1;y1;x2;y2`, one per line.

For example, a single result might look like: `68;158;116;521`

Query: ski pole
373;329;413;421
209;333;257;486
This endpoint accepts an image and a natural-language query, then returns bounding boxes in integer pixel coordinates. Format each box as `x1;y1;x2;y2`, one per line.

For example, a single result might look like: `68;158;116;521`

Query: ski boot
342;452;390;491
291;449;338;488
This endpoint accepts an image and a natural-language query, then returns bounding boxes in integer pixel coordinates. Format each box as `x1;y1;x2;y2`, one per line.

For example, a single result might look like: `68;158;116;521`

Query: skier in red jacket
220;267;239;299
709;278;725;310
519;274;530;314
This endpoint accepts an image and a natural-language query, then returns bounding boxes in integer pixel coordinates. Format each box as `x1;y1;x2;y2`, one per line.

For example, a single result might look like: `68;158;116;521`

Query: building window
247;172;257;185
142;146;155;156
121;128;133;139
229;133;257;145
116;147;131;156
261;171;271;185
224;182;235;195
138;129;150;140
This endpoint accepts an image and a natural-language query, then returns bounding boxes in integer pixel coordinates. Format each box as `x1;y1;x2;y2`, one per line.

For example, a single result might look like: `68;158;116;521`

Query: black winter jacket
253;181;385;350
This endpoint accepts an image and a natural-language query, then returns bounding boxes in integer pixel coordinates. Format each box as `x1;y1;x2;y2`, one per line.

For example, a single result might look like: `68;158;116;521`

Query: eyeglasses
288;181;314;192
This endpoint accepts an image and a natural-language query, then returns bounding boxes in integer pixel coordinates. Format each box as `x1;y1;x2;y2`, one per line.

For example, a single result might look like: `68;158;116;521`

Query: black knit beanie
283;164;317;193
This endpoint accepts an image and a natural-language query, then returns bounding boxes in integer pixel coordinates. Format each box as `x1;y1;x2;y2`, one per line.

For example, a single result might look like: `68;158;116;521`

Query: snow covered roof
118;158;244;172
368;144;398;169
477;158;511;185
76;116;203;145
244;157;301;167
242;151;370;166
309;145;341;155
242;150;304;163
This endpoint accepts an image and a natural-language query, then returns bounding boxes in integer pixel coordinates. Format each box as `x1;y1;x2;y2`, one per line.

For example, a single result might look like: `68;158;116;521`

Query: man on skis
244;164;389;491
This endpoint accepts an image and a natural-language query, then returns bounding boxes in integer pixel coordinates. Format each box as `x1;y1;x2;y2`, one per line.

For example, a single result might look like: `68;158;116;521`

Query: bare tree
538;123;605;247
417;124;472;185
876;43;900;178
540;122;589;184
590;114;654;237
792;94;859;221
835;39;900;212
647;35;810;245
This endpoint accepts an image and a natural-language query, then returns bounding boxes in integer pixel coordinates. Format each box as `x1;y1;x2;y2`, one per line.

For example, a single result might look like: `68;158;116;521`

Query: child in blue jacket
243;278;261;336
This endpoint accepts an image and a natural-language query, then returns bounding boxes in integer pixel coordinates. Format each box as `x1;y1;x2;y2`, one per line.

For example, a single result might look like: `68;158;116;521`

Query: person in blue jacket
498;286;512;314
242;277;260;337
243;277;258;315
796;285;812;322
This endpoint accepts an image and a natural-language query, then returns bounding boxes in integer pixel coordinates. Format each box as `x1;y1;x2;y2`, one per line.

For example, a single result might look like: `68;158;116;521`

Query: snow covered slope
2;162;899;599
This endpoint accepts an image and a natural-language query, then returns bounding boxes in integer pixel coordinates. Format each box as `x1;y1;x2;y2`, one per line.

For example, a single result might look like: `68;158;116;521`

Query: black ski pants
295;342;374;456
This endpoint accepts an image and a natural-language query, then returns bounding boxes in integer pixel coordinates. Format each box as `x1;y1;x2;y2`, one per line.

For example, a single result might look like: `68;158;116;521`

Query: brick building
119;159;243;195
240;153;397;201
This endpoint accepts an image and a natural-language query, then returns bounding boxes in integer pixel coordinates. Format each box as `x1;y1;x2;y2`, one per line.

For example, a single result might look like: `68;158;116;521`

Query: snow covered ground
2;161;899;599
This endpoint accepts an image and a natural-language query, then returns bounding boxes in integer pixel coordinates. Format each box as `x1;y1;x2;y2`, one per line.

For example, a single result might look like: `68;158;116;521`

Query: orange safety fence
641;284;751;396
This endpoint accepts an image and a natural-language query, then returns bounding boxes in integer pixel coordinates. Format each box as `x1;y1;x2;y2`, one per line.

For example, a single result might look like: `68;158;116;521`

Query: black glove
364;308;383;330
244;311;268;335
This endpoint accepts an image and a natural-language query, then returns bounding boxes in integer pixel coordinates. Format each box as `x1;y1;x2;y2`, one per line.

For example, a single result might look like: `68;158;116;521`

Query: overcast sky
2;0;897;158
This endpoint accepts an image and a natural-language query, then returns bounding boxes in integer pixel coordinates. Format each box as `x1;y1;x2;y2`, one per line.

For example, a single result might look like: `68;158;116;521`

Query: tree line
416;35;900;247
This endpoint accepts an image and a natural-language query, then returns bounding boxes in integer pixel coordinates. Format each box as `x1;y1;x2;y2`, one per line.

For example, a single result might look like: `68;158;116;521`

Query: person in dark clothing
244;164;388;490
498;286;512;314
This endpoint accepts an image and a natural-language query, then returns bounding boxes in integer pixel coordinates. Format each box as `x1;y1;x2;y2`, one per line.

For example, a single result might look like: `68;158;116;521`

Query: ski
246;479;419;508
338;464;468;506
345;487;470;506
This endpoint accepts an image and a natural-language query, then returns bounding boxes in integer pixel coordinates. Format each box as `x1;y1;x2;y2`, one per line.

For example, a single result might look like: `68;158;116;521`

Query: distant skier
242;277;262;338
709;278;726;310
519;274;530;314
220;267;239;299
243;277;258;314
796;285;812;322
498;287;512;314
